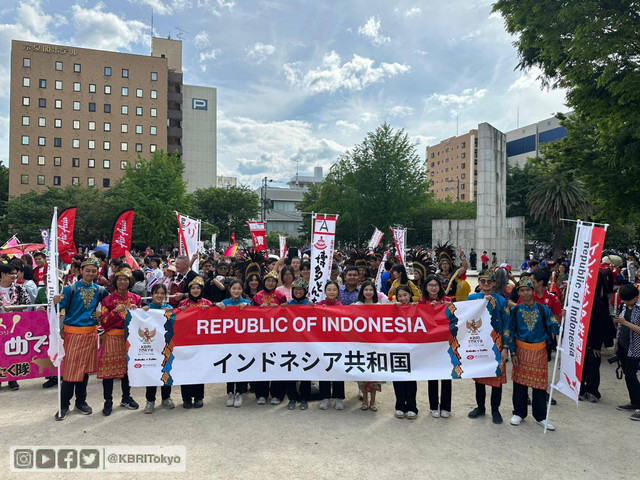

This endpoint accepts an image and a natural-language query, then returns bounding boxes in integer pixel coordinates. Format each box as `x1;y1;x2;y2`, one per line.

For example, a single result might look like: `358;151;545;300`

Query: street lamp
261;176;273;221
444;177;460;201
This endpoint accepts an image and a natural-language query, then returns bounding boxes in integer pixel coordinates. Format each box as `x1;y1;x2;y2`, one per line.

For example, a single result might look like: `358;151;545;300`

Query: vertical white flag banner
392;228;407;266
308;215;337;303
279;235;287;259
367;228;384;251
375;251;389;292
554;221;606;402
47;207;64;367
211;234;217;252
176;212;201;273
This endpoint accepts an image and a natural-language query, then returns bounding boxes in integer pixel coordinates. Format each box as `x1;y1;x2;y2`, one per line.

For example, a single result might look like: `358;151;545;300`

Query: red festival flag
248;221;267;252
57;207;77;264
109;209;134;259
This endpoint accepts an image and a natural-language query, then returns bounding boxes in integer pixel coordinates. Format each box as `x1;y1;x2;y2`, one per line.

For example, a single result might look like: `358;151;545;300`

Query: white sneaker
334;399;344;410
233;393;243;408
510;415;523;426
407;411;417;420
395;410;407;419
226;393;234;407
431;409;441;418
270;397;281;405
318;398;329;410
257;397;267;405
536;419;555;431
440;410;450;418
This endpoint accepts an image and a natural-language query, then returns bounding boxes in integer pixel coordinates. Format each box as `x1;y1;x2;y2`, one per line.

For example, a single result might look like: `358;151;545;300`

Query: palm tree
526;173;593;258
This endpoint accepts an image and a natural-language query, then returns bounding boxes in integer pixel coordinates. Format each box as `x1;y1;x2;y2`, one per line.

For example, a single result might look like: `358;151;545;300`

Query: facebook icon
192;98;207;110
57;449;77;469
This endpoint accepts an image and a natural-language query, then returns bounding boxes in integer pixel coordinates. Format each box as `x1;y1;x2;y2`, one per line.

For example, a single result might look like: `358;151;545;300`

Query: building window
73;120;80;130
22;77;30;87
38;98;46;108
88;102;96;112
135;143;142;152
88;121;96;131
103;141;111;150
39;117;47;127
136;88;143;98
72;177;79;185
461;173;466;179
72;158;80;168
22;97;30;106
103;159;110;169
151;72;158;81
122;68;129;78
150;144;157;153
136;107;142;116
461;142;466;148
55;99;62;109
461;183;466;189
53;176;61;185
104;122;111;131
103;178;110;188
21;155;28;165
135;125;142;134
21;116;29;126
38;79;46;88
104;85;111;95
72;82;81;92
73;101;80;111
21;175;29;184
55;80;62;90
88;158;95;168
150;89;157;99
21;135;29;145
38;136;45;146
54;137;62;147
121;124;128;133
121;87;128;96
121;105;128;115
72;139;80;148
150;126;157;135
55;118;63;128
120;160;128;170
461;162;466;169
37;175;45;185
461;153;466;159
54;157;61;166
55;61;63;71
104;66;111;76
23;58;31;67
461;193;465;200
38;156;45;165
89;83;96;93
88;140;95;150
104;104;111;113
88;177;95;187
150;108;157;117
73;63;81;73
120;142;128;151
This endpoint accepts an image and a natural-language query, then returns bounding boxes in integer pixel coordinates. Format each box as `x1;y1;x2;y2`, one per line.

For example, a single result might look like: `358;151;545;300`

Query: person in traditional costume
466;269;511;424
435;243;470;302
387;264;421;302
412;250;435;293
509;277;560;430
350;249;371;285
240;250;264;302
33;250;48;287
178;276;212;409
53;257;109;420
98;267;141;416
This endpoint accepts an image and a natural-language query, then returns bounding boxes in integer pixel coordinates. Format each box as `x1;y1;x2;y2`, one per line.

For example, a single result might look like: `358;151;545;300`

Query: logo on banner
314;237;327;250
138;327;156;345
465;318;482;335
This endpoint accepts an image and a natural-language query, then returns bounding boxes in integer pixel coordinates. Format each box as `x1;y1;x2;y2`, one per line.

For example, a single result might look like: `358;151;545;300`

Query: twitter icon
79;449;100;469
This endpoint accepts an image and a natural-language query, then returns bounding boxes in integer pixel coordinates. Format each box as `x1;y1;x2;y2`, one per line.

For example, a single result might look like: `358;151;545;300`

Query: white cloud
0;115;8;165
411;134;436;146
461;30;481;41
193;31;210;49
404;7;422;18
335;120;359;132
388;105;414;117
196;0;235;16
283;51;410;94
246;42;275;64
357;16;390;46
427;87;488;115
199;48;221;71
360;112;375;123
0;0;57;43
70;3;148;51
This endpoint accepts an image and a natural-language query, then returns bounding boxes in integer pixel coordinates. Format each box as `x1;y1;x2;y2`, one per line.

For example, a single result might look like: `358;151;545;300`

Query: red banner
57;207;77;264
109;209;134;258
248;221;267;251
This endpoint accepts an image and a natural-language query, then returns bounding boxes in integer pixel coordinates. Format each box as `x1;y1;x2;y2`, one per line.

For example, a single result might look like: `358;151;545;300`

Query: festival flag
248;221;267;252
57;207;77;264
109;209;134;259
176;212;201;272
40;229;50;252
367;227;384;251
124;250;140;270
47;207;64;367
211;234;217;252
224;233;238;257
552;221;607;403
391;227;407;266
308;214;338;303
1;235;19;249
279;235;287;259
375;251;389;292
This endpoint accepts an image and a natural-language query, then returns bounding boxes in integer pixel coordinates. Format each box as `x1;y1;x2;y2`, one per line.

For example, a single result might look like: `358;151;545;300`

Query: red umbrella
0;243;46;255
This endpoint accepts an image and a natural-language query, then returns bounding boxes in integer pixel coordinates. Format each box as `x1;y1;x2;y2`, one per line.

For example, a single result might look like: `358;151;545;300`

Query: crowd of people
0;243;638;430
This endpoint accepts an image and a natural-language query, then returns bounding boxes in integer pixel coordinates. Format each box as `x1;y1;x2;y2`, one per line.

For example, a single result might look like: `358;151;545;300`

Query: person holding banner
53;258;108;420
466;270;511;424
276;266;295;302
509;277;560;430
613;283;640;421
285;278;313;411
393;285;418;418
98;267;141;416
317;281;346;410
387;265;421;302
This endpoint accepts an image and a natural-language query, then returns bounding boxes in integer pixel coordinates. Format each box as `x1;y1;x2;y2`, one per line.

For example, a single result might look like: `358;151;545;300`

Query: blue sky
0;0;567;188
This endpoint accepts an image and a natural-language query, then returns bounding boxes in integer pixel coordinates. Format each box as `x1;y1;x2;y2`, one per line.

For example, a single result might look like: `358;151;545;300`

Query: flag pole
56;302;62;419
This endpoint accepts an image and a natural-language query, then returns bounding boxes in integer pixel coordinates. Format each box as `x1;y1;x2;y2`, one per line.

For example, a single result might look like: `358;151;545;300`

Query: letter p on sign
192;98;207;110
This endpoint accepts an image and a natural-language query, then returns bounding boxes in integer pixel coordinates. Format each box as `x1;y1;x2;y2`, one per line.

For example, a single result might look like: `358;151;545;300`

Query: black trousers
61;374;89;409
286;381;311;402
253;381;286;400
428;379;451;411
512;381;546;421
475;382;502;411
146;385;171;402
393;381;418;413
102;375;131;401
319;381;345;399
226;382;248;394
181;384;204;402
619;346;640;406
579;349;602;398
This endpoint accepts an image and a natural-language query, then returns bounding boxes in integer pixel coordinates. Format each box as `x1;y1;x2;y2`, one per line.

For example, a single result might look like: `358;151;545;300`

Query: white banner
367;228;384;251
211;234;216;252
127;300;499;385
392;228;407;266
47;208;63;367
279;235;287;259
308;215;337;303
375;251;388;292
176;212;200;273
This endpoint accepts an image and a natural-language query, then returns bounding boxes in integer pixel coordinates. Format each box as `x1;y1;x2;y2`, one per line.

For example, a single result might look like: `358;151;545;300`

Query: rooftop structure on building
287;166;325;189
8;37;217;196
217;176;237;188
505;114;569;168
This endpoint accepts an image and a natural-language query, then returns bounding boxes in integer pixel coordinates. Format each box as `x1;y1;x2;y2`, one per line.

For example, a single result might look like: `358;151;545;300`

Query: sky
0;0;568;189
